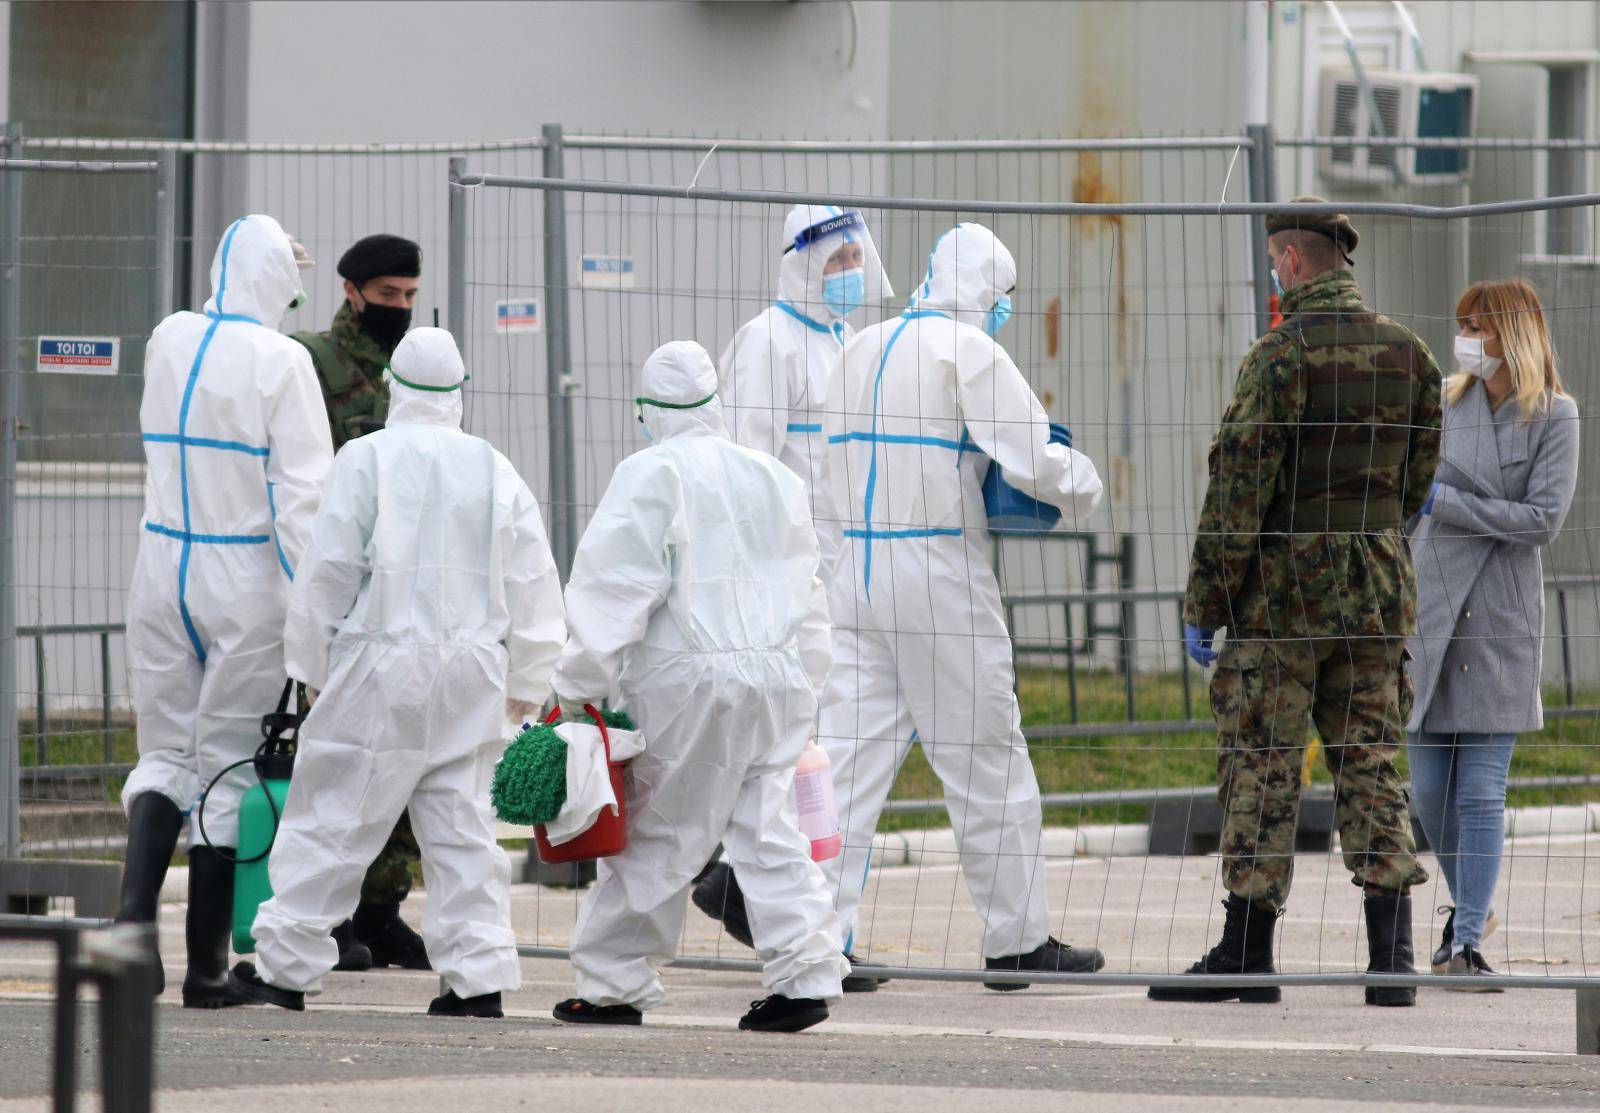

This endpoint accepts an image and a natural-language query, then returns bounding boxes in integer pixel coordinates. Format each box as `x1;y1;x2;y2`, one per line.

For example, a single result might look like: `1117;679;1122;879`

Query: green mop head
491;709;636;826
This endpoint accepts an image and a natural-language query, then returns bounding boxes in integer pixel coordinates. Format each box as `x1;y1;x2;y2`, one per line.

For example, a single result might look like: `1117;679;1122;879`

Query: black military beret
1265;195;1358;261
337;234;423;284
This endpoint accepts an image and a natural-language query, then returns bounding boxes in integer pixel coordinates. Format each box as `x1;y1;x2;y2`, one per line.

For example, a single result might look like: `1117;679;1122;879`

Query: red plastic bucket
533;704;628;863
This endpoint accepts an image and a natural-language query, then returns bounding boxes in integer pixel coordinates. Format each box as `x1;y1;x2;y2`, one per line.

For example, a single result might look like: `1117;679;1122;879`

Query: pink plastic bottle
794;739;842;861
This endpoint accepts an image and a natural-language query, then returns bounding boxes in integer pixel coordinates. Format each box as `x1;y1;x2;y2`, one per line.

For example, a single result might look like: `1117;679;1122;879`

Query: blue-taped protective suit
123;214;332;848
819;223;1105;959
719;205;893;580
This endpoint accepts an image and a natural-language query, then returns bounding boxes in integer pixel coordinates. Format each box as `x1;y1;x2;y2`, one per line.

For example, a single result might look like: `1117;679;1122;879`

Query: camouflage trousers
1211;636;1427;913
358;809;418;906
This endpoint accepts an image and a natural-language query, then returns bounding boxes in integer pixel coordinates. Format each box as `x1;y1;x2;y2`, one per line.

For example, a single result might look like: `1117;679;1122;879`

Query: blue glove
1183;624;1218;668
1422;482;1438;516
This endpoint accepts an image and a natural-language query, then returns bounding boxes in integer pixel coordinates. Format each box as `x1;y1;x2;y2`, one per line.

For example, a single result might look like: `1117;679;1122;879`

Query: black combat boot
1148;894;1281;1003
1364;889;1417;1007
181;846;249;1009
354;902;431;969
332;920;373;971
691;861;754;950
117;792;184;996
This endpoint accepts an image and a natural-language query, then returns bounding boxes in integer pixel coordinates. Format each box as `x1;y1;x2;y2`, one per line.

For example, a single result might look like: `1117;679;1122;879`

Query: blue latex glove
1422;482;1439;516
1183;624;1218;668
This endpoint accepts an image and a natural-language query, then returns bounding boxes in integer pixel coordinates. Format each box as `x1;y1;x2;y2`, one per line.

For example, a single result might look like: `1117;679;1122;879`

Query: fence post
447;156;468;364
1244;123;1277;335
152;151;176;323
1579;985;1600;1055
0;123;23;859
541;123;577;580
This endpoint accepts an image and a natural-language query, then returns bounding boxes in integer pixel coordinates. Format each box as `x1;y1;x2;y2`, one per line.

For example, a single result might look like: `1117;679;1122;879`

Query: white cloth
123;213;333;849
719;205;890;582
552;340;847;1009
253;327;566;998
819;223;1104;959
542;720;647;846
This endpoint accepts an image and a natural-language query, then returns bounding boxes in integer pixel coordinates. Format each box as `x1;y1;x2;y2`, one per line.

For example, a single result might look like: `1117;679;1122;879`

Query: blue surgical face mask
983;295;1013;337
1270;268;1284;297
822;267;865;318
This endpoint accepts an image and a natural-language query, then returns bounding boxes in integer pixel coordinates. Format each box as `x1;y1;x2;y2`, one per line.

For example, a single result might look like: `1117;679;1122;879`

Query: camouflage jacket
1182;270;1442;640
291;302;390;452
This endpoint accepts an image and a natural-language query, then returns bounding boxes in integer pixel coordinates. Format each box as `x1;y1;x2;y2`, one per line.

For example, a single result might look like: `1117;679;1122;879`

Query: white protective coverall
252;327;566;997
124;214;332;848
820;223;1105;960
552;340;848;1010
719;205;892;579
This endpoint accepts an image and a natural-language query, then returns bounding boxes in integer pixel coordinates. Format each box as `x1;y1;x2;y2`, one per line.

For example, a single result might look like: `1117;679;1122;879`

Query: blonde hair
1447;279;1571;422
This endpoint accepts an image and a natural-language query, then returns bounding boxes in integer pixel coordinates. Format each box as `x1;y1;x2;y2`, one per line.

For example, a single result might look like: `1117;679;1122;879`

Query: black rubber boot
1364;889;1418;1007
354;903;431;970
117;792;184;996
181;847;249;1009
983;936;1106;991
429;989;504;1018
1147;894;1281;1003
690;862;754;950
738;994;829;1033
227;961;304;1011
332;920;373;972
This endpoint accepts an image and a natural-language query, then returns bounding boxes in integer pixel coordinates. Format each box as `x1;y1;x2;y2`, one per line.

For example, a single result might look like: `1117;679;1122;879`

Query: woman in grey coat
1406;278;1579;989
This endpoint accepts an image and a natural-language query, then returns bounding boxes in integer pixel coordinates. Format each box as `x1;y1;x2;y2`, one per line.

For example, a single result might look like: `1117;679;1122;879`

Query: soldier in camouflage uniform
291;234;430;972
1149;198;1440;1007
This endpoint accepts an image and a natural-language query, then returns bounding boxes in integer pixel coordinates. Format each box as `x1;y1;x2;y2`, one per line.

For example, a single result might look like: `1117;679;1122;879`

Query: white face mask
1454;334;1503;379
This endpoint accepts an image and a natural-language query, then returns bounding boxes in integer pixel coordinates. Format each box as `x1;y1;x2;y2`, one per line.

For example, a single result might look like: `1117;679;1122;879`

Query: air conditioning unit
1317;69;1478;186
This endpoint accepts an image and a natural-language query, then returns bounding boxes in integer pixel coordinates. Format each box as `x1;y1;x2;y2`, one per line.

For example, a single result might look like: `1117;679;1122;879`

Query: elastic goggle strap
388;367;470;393
784;210;864;255
635;391;715;411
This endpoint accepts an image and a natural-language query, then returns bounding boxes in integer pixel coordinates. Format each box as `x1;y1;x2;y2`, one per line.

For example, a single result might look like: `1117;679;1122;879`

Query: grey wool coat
1406;382;1580;734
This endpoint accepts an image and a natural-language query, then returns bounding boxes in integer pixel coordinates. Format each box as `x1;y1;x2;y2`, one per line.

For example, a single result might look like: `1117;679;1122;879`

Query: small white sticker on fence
579;254;636;288
495;299;541;334
37;337;120;374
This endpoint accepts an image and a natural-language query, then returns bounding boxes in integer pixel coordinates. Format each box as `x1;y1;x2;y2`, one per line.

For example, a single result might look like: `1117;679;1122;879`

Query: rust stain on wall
1044;295;1062;360
1071;152;1133;503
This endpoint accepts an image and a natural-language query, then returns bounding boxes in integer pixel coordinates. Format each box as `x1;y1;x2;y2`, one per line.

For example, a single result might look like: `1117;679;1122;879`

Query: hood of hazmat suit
719;205;891;581
551;340;847;1011
123;213;334;848
259;326;565;999
816;222;1104;961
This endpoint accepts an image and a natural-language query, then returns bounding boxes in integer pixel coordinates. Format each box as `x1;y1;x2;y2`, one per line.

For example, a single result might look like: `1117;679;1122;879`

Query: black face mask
357;300;412;353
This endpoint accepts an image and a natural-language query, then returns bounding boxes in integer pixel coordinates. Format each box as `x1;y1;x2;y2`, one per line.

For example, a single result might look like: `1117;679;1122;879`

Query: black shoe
553;997;642;1025
1443;946;1504;993
1148;895;1281;1003
226;961;305;1011
117;793;183;997
842;952;882;994
984;936;1106;991
181;847;249;1009
1431;905;1456;974
429;989;504;1017
690;862;754;950
1364;889;1417;1007
354;903;431;970
331;920;374;972
738;994;829;1033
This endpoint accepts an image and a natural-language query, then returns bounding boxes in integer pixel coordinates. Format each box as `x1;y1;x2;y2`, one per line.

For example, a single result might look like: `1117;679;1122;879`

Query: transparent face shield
784;208;894;318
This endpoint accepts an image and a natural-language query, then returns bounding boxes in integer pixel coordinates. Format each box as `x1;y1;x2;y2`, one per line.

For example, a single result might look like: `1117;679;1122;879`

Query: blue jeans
1406;731;1516;949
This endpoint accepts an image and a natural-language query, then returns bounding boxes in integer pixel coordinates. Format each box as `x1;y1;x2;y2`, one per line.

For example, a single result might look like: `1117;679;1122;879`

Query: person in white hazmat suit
820;223;1107;989
228;327;566;1018
693;205;892;988
118;213;331;1008
549;340;849;1034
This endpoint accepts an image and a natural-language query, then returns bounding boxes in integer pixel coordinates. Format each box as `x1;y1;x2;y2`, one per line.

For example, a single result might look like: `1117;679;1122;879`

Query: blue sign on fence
579;254;636;288
37;337;120;374
495;299;541;334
